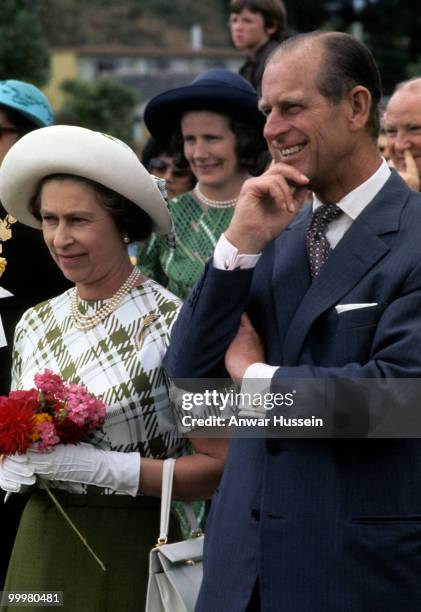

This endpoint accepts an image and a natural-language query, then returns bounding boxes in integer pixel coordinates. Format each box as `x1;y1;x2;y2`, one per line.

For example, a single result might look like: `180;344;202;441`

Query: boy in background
229;0;287;91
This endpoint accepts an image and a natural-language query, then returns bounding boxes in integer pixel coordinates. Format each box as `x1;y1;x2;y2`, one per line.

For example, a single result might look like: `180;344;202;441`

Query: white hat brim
0;125;172;234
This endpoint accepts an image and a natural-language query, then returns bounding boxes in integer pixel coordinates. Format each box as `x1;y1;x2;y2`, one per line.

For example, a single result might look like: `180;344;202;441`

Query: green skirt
2;488;180;612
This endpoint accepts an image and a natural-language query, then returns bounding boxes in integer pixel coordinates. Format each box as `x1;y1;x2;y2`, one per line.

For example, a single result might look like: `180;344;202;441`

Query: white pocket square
335;303;378;314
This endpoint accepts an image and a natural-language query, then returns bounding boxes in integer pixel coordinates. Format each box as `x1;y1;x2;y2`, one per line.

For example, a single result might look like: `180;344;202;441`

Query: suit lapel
271;207;311;346
281;172;409;365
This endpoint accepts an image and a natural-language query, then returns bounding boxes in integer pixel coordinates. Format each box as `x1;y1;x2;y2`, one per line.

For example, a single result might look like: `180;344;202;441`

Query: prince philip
165;31;421;611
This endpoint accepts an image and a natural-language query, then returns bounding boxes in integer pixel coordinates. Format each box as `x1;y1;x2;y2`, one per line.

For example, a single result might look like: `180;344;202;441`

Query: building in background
44;46;243;105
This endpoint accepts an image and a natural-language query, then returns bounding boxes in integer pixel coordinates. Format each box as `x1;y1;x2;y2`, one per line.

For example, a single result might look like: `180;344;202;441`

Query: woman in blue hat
0;80;69;395
138;69;267;300
0;80;53;161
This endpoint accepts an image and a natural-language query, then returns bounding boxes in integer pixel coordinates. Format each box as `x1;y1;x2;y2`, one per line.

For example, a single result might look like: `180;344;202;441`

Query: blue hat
0;80;53;128
144;69;264;145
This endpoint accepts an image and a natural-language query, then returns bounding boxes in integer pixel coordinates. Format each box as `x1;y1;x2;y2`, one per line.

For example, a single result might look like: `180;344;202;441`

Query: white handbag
146;458;204;612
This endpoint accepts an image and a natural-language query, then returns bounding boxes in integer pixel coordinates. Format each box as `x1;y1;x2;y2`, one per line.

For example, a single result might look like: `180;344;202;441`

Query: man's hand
225;162;310;254
389;150;420;191
225;313;266;382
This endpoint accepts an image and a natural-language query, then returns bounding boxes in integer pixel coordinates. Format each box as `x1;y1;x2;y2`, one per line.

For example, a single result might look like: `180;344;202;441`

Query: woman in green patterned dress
0;126;227;611
138;69;267;300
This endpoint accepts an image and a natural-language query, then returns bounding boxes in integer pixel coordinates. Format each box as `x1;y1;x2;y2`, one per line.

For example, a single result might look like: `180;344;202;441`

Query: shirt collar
312;158;391;220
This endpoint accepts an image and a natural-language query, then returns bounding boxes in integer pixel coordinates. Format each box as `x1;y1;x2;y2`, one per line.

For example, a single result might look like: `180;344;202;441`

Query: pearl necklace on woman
193;184;238;209
70;267;141;331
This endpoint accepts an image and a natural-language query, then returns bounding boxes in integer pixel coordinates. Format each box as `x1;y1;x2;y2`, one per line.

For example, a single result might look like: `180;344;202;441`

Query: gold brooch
0;215;16;278
135;313;160;350
0;214;16;242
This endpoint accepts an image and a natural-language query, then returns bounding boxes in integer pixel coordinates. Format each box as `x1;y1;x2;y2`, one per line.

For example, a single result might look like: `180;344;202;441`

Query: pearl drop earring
123;235;130;244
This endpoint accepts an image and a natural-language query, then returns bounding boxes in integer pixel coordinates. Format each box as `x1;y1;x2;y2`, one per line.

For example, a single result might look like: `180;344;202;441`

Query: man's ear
347;85;372;133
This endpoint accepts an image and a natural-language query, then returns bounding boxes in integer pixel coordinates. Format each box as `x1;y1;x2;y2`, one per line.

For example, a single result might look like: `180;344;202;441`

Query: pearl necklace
194;184;238;209
70;267;141;331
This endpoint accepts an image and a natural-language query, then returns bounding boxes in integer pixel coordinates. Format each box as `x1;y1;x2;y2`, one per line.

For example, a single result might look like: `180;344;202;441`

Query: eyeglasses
148;158;192;179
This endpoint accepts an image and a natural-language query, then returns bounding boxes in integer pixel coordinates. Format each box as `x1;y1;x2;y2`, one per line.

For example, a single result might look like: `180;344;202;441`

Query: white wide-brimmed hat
0;125;172;234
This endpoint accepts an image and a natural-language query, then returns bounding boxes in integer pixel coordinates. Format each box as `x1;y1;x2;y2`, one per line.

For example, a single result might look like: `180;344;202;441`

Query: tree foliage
27;0;421;93
359;0;421;93
33;0;231;47
287;0;421;93
287;0;329;33
0;0;50;86
58;78;138;144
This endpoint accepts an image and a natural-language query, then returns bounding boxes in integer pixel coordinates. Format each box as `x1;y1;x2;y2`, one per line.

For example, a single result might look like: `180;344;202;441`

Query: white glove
0;454;36;493
26;443;141;497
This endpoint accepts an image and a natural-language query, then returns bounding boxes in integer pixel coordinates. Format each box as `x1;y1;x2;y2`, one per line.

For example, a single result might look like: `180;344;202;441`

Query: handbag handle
158;458;176;545
157;458;200;546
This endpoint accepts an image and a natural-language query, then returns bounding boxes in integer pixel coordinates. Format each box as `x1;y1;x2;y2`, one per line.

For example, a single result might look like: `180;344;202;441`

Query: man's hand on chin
225;162;310;254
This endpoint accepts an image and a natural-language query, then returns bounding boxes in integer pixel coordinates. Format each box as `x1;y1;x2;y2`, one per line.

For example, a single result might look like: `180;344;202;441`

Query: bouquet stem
43;484;106;572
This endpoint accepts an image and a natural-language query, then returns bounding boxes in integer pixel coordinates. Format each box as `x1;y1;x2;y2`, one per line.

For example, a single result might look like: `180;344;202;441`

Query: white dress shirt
212;159;391;380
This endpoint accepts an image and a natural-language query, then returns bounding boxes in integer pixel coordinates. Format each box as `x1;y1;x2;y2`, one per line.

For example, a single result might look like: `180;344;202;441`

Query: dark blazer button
251;508;260;521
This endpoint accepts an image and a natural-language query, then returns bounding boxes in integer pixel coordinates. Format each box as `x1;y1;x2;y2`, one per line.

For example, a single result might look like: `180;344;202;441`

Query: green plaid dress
12;279;185;468
138;191;234;300
2;280;187;611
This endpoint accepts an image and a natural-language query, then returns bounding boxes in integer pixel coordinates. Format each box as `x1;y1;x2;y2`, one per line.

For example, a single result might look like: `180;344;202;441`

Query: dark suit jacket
0;204;71;395
239;38;281;92
164;172;421;612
